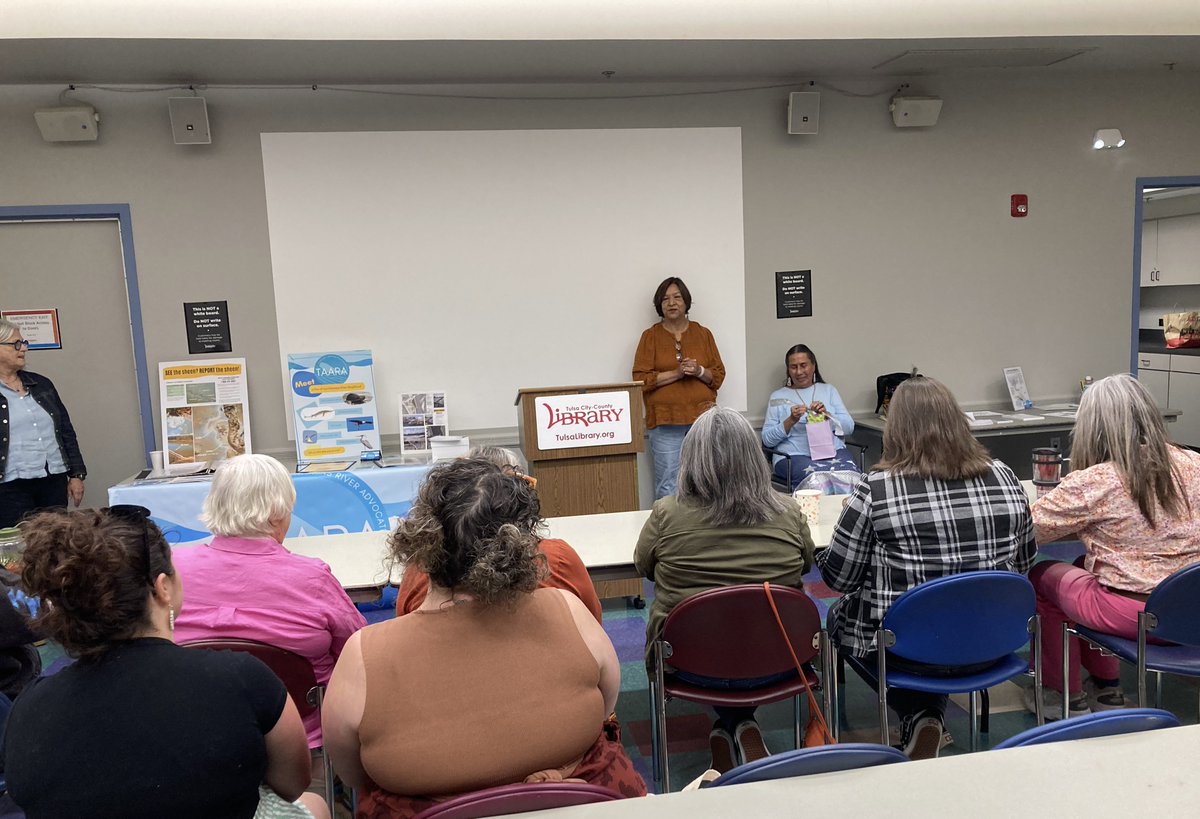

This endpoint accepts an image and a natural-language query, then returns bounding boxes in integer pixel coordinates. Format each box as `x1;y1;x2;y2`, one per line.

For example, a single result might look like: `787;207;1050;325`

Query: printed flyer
288;350;380;463
159;358;251;464
399;391;448;453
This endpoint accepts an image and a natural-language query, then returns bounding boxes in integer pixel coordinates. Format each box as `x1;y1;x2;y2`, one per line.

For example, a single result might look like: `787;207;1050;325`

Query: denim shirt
0;371;86;482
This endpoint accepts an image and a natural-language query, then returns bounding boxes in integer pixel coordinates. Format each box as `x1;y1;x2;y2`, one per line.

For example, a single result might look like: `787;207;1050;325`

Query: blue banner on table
108;464;430;544
288;349;381;462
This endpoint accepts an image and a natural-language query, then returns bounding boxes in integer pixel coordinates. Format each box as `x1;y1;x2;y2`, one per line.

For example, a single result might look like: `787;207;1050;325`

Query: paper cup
149;450;165;471
792;489;822;525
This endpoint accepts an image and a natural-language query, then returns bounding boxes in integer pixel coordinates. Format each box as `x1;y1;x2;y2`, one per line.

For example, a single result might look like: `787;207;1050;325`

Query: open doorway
1132;177;1200;448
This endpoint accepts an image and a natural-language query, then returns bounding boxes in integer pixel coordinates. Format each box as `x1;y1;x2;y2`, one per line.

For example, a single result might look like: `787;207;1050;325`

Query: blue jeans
648;425;689;499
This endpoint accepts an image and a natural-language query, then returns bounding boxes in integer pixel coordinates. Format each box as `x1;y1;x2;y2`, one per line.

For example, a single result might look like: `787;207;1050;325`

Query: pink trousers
1029;560;1146;694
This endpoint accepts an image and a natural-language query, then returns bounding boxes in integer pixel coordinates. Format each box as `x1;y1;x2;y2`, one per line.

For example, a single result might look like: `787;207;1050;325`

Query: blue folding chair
992;708;1180;749
1067;562;1200;719
709;743;906;787
840;571;1043;751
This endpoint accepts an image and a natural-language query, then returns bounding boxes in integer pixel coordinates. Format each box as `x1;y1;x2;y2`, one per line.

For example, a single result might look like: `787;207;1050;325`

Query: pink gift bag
806;419;837;461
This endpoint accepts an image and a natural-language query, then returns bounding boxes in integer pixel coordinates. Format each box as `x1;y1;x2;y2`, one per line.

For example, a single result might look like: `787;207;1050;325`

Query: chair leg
821;634;837;742
647;680;660;790
1137;612;1149;708
322;747;336;819
794;695;803;750
1061;622;1072;721
968;691;979;751
979;688;990;735
876;647;889;746
1031;613;1045;726
835;652;848;737
1155;672;1164;709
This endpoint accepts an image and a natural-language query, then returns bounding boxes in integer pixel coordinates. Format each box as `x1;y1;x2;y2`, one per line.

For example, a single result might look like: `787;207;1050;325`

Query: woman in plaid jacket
817;376;1036;760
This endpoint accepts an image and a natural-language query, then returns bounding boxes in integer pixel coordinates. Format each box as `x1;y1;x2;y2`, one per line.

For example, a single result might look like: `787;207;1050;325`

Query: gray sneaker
1023;686;1090;720
1083;678;1129;711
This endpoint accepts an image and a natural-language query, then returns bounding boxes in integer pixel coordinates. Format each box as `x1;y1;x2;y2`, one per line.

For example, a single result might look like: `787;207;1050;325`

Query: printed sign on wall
184;300;232;354
535;390;632;451
775;270;812;319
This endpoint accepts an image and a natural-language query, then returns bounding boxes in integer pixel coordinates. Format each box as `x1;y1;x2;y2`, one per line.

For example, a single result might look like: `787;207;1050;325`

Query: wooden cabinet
1142;214;1200;287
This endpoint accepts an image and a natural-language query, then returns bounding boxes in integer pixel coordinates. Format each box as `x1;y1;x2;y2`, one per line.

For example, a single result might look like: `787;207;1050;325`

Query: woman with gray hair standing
1027;373;1200;718
173;454;366;760
0;317;87;527
634;406;814;773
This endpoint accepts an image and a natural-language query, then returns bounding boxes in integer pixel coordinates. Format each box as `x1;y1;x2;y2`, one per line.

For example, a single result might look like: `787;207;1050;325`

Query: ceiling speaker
787;92;820;135
34;106;99;142
890;96;943;128
168;97;211;145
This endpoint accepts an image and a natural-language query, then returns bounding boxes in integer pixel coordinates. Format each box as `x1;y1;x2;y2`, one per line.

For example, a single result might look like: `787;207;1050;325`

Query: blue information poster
287;349;381;463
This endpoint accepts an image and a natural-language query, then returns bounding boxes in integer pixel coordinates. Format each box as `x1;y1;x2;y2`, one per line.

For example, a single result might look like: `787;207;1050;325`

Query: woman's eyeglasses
104;504;156;586
1;340;30;351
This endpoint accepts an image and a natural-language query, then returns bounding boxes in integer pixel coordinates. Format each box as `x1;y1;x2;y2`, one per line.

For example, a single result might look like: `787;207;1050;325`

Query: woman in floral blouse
1029;373;1200;719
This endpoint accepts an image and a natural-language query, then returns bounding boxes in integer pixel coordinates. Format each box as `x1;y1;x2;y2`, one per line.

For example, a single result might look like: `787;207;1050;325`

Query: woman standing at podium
632;277;725;499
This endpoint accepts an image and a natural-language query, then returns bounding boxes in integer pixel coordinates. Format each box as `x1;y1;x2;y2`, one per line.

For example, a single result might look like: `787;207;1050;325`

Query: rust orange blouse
631;321;725;429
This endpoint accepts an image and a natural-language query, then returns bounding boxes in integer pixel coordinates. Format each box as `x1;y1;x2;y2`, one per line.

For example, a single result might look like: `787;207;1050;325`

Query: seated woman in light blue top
762;344;860;493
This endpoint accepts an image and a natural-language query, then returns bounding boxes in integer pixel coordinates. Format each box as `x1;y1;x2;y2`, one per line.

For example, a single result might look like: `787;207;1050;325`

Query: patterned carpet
604;542;1200;793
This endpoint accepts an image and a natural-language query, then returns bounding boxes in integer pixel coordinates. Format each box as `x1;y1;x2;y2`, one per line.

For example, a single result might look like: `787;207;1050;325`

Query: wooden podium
515;382;645;601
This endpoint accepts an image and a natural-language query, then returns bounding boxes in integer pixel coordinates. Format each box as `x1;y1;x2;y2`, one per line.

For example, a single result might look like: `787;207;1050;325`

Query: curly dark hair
19;509;174;661
388;458;545;606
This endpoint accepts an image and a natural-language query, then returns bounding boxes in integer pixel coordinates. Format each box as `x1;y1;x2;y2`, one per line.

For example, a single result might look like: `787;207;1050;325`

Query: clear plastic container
0;527;24;570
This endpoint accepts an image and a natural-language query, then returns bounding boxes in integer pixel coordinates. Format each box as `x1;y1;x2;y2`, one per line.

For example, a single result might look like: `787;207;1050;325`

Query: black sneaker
896;710;943;760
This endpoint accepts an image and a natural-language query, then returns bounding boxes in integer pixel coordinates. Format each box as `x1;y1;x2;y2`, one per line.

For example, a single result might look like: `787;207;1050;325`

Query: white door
0;220;147;508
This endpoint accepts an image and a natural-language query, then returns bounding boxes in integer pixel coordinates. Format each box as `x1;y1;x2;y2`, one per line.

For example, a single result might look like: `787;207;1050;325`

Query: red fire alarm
1011;194;1029;217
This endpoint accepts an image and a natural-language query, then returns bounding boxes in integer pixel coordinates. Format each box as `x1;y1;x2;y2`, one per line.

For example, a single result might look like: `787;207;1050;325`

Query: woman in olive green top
634;406;814;774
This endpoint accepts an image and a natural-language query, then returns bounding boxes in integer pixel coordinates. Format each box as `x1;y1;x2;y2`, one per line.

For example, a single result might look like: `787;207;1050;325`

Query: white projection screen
261;127;747;437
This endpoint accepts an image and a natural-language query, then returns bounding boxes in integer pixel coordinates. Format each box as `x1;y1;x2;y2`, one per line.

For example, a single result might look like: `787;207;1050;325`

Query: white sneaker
1023;686;1090;720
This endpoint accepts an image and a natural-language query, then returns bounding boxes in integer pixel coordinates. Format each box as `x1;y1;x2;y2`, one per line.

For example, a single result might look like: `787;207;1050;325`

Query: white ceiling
3;1;1200;85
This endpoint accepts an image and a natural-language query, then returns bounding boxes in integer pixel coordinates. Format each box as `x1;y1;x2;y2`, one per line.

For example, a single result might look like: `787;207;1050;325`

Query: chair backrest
1145;562;1200;646
183;639;320;717
661;584;820;680
411;782;620;819
709;743;907;787
884;571;1034;666
992;708;1180;749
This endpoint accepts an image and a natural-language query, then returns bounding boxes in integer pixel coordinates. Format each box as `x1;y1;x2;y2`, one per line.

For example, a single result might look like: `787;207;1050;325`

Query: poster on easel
159;358;251;465
399;391;448;453
288;350;380;463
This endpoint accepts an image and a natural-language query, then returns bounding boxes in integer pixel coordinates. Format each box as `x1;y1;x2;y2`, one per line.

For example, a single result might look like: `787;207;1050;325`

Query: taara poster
288;350;380;463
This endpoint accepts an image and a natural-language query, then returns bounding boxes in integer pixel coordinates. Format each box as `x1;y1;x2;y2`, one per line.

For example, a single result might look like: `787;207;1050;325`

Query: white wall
2;70;1198;457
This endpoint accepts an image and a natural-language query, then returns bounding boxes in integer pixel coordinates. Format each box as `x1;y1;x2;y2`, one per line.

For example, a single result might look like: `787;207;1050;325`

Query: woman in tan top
632;277;725;499
322;458;645;817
